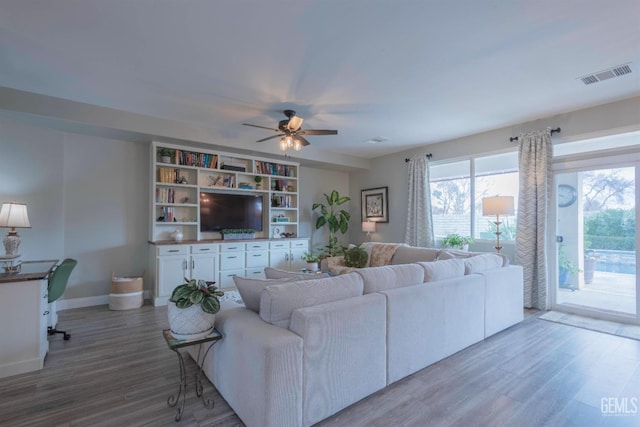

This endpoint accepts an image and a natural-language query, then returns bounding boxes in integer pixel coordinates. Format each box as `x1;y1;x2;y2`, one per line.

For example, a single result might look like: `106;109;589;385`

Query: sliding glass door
553;156;639;323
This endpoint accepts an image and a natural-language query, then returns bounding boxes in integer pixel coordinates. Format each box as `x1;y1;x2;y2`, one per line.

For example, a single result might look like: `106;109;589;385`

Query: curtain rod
405;153;433;162
510;127;561;142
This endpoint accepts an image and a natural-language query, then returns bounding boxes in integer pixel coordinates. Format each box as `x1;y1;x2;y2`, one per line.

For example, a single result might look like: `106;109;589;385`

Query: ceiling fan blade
299;129;338;136
287;115;304;131
296;136;311;146
256;134;284;143
243;123;280;132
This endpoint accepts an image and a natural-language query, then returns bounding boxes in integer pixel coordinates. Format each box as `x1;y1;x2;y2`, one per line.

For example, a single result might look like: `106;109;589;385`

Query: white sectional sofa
190;248;524;427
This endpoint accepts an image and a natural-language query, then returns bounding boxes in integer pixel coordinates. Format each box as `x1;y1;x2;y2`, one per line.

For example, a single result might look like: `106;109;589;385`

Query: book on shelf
155;187;176;204
174;149;218;168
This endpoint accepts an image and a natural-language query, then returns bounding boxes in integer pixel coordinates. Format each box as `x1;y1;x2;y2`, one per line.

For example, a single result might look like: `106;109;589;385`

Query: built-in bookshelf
150;142;300;242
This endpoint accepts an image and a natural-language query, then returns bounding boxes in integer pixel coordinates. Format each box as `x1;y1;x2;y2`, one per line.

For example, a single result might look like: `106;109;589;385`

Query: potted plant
301;251;320;271
313;190;351;257
168;278;224;340
441;233;474;250
254;175;263;189
158;147;174;163
584;249;598;284
344;245;369;268
558;243;580;289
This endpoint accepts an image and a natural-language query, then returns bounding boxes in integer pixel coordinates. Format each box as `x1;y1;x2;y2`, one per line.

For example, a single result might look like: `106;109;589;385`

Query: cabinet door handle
43;310;49;316
228;255;237;259
198;248;211;251
228;247;238;250
168;249;180;253
191;259;195;269
183;260;188;270
252;254;261;257
285;253;289;261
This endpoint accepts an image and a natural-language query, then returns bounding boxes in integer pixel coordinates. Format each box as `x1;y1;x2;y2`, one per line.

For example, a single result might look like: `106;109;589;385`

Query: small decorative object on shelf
254;175;263;189
159;147;174;164
168;278;224;340
170;229;184;242
221;228;256;240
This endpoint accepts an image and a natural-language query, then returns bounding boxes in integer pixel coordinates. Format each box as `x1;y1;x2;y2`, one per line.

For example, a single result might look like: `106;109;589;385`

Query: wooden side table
162;328;222;421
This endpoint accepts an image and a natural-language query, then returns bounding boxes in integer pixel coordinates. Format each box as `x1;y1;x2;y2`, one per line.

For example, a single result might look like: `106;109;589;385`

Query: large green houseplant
167;278;225;339
313;190;351;257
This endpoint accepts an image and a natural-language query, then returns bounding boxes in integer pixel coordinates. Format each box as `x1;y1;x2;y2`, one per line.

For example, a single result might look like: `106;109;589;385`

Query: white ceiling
0;0;639;160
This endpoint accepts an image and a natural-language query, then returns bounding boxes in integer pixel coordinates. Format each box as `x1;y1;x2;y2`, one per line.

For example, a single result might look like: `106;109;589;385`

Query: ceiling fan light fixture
286;135;293;148
293;139;302;151
288;116;304;131
279;138;288;151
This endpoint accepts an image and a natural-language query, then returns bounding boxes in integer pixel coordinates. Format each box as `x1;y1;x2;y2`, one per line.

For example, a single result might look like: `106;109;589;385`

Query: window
430;152;518;241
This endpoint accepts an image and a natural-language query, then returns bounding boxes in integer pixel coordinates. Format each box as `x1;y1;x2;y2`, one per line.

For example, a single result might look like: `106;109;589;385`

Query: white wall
0;116;149;304
348;97;640;245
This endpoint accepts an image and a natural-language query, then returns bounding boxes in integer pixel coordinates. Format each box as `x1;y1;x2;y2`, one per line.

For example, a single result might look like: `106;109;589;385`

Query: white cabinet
150;142;300;242
0;278;49;378
269;239;309;271
154;244;219;305
245;241;269;278
219;243;245;289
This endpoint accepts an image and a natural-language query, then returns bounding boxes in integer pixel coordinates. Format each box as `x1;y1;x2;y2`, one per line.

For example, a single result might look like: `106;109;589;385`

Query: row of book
158;167;179;184
158;206;177;222
255;161;296;177
271;195;294;208
176;150;218;168
156;187;176;204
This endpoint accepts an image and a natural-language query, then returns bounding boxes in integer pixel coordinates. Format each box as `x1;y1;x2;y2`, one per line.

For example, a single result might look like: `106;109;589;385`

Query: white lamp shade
0;202;31;228
362;221;376;233
482;196;514;216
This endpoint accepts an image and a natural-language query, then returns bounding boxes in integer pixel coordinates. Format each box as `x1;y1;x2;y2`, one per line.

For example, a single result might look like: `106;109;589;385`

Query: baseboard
57;290;153;310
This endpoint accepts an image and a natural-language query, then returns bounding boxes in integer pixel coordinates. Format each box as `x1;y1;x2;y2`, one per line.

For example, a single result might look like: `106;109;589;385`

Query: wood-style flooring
1;304;639;426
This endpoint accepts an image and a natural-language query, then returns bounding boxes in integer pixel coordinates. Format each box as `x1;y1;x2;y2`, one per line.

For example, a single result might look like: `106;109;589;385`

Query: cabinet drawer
246;241;269;251
220;243;245;252
191;244;218;254
290;239;308;249
245;268;265;279
220;252;245;270
157;245;189;256
246;251;268;268
219;269;244;289
269;241;290;250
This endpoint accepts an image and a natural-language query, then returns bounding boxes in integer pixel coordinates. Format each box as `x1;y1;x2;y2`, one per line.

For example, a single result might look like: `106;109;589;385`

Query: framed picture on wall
361;187;388;223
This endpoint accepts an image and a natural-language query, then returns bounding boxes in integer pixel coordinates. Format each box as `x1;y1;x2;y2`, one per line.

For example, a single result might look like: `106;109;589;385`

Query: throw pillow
463;253;505;274
259;273;364;328
233;276;295;313
417;258;465;282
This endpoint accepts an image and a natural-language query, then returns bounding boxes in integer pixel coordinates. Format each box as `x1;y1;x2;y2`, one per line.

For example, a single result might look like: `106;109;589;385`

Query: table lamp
362;221;376;241
482;196;514;254
0;202;31;256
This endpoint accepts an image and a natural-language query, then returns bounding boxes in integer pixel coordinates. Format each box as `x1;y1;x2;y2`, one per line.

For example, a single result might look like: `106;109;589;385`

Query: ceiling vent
578;63;632;85
364;136;389;144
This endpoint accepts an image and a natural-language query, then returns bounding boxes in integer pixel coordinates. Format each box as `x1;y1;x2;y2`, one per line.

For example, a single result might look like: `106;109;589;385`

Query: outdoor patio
557;271;636;315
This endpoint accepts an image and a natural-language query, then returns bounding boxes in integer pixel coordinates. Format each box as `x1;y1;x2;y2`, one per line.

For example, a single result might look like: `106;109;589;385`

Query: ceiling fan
243;109;338;151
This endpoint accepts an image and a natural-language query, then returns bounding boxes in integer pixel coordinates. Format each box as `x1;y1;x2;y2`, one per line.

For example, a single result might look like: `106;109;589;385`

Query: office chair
47;258;78;340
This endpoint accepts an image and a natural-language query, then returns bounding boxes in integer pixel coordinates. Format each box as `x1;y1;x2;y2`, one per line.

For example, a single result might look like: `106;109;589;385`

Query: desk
0;259;58;378
163;328;222;421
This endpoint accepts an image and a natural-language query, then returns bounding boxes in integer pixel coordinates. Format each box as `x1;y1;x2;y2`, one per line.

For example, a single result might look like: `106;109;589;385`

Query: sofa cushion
417;258;465;282
390;246;440;265
355;263;425;294
463;253;505;274
233;276;295;313
264;267;329;280
259;273;364;328
439;249;510;266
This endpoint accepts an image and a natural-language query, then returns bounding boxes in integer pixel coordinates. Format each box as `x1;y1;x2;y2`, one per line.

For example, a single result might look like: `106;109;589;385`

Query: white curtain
405;155;434;247
516;128;553;309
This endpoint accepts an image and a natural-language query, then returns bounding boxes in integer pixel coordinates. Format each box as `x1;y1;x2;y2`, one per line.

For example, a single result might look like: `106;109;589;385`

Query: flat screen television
199;192;263;232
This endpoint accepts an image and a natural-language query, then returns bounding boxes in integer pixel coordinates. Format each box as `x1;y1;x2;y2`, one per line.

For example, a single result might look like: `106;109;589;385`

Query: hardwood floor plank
1;304;638;426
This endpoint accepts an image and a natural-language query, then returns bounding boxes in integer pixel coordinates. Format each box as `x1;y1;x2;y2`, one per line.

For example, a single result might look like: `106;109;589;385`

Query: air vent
364;136;390;144
578;63;632;85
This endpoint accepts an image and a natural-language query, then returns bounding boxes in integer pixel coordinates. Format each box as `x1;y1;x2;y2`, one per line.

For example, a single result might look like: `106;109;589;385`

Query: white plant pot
306;261;319;272
167;301;215;340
